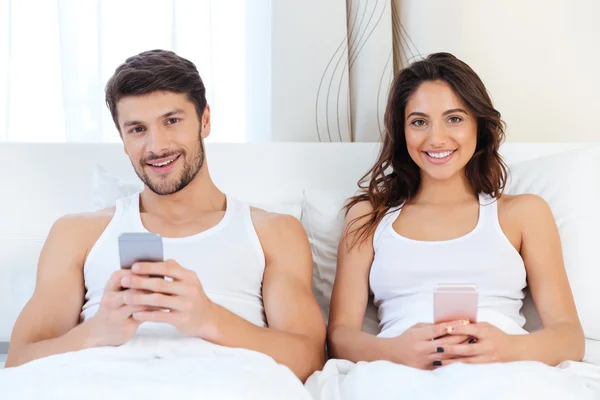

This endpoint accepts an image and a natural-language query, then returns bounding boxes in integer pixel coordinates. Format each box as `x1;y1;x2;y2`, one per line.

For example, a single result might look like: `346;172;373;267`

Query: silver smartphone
118;232;164;271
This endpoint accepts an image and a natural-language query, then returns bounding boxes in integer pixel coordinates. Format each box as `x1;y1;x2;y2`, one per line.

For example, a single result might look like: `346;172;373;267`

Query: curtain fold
0;0;248;143
269;0;420;142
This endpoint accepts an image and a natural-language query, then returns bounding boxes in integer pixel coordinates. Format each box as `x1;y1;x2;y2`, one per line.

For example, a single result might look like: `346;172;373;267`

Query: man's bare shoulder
249;207;305;239
48;207;116;250
53;206;115;231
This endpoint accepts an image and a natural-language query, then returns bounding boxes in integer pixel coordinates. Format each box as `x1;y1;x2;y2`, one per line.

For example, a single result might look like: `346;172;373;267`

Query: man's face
116;91;210;195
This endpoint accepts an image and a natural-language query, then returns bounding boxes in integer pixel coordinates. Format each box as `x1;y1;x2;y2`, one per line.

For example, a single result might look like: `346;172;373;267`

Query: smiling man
6;49;326;382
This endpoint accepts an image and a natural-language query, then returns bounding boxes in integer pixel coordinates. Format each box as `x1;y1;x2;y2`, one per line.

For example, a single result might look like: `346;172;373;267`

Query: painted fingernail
468;338;477;344
446;326;455;333
436;347;444;353
433;361;442;366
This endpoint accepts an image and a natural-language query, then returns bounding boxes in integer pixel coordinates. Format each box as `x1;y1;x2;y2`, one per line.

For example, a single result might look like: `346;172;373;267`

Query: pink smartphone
433;284;478;324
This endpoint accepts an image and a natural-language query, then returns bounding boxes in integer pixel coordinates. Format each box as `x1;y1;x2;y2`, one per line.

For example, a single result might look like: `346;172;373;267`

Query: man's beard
133;135;205;196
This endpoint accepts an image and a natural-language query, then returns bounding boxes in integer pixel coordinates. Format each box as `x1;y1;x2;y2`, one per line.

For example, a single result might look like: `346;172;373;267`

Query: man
6;50;326;382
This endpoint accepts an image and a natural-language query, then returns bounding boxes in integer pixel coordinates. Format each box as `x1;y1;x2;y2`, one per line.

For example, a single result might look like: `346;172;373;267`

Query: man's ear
200;104;211;140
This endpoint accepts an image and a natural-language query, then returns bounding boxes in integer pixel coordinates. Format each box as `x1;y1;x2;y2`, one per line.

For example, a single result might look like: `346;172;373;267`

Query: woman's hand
386;321;472;370
437;321;520;366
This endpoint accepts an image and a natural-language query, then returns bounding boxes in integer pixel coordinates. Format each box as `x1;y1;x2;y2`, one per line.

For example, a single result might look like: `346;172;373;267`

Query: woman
327;52;584;370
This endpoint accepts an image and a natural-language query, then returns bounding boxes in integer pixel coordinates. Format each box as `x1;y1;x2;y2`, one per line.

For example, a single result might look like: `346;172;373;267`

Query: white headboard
0;141;587;345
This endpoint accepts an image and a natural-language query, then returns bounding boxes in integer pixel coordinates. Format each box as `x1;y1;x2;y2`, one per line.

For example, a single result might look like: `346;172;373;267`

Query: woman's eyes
409;116;463;127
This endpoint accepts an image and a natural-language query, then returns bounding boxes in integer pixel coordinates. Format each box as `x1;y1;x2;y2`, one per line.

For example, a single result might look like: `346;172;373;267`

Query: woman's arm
327;201;389;362
443;194;585;366
514;194;584;364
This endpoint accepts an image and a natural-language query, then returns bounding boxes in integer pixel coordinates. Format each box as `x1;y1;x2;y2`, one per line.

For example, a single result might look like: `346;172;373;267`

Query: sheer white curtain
0;0;250;143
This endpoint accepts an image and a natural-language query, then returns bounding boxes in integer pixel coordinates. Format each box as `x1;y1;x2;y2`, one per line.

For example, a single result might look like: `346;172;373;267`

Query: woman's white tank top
80;192;266;336
370;194;528;338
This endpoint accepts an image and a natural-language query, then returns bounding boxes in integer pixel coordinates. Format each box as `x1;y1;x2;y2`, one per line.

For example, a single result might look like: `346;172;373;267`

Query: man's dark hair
105;49;207;130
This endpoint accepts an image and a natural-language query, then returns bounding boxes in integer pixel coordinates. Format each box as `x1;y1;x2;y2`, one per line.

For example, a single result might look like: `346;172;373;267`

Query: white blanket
306;359;600;400
0;335;311;400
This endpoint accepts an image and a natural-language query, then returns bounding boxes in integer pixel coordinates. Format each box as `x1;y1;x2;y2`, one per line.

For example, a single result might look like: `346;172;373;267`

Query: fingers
435;355;490;367
439;342;484;358
104;269;133;292
101;289;152;310
132;310;174;324
121;274;189;296
433;334;471;346
131;259;188;281
123;291;186;311
446;322;487;339
117;305;153;319
425;320;471;340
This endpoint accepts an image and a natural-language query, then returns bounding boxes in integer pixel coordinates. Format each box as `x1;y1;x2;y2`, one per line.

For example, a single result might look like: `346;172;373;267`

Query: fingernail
468;338;477;344
123;295;130;304
460;320;470;325
132;263;140;272
436;347;444;353
433;361;442;366
446;326;455;333
121;276;129;286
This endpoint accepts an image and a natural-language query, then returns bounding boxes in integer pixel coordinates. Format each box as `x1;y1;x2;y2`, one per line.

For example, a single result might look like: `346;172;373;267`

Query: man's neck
139;169;226;222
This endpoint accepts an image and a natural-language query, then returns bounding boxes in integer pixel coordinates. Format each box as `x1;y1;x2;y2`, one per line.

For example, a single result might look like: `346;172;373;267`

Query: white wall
268;0;599;142
398;0;600;142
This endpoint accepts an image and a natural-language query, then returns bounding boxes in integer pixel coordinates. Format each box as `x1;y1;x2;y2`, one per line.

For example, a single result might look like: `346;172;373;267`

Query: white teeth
151;158;176;167
426;150;454;159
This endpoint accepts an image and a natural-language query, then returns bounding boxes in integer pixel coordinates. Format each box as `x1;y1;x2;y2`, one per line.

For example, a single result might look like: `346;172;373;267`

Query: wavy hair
344;52;508;248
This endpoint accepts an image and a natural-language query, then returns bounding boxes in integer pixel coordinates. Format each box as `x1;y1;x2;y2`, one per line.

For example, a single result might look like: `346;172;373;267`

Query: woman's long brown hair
344;52;508;249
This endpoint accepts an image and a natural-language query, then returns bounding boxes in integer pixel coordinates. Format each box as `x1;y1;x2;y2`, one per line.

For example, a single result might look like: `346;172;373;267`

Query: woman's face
404;80;477;183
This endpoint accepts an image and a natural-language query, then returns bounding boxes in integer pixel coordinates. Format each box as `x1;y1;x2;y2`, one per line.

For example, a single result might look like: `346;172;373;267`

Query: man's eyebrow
122;109;185;128
160;108;184;119
123;120;143;128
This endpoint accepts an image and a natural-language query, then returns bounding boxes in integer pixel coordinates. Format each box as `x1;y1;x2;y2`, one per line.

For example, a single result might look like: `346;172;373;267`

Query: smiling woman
327;52;585;379
0;0;248;143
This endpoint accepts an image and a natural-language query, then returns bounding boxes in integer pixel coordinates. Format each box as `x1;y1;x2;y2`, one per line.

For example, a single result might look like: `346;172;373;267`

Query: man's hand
120;259;216;338
435;322;519;366
84;269;148;347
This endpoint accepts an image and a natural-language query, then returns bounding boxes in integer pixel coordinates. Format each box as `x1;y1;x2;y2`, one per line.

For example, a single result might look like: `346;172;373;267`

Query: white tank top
370;194;528;338
80;192;266;336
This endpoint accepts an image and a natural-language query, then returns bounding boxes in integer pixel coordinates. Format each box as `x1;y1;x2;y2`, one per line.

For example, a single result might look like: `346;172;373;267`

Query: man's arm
127;212;327;381
206;213;326;381
6;214;102;367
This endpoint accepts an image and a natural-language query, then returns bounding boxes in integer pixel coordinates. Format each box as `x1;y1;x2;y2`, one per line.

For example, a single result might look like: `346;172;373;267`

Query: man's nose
146;125;171;155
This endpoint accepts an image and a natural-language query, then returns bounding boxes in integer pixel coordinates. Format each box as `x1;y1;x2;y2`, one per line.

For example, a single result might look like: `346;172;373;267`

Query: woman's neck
413;171;477;205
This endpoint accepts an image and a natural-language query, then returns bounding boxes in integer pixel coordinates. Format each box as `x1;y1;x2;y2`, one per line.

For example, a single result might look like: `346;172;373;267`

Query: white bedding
0;335;311;400
306;358;600;400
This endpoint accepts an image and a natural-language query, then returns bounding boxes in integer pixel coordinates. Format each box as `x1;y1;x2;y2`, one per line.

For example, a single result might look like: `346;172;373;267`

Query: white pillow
92;165;304;220
505;144;600;340
0;236;45;342
302;144;600;340
301;188;380;335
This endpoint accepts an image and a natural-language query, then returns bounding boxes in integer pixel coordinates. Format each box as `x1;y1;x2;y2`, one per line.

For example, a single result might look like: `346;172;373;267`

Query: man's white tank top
370;194;528;338
80;192;267;336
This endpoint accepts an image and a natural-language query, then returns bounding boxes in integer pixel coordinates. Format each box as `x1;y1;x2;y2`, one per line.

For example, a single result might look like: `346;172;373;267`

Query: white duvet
0;334;311;400
306;358;600;400
2;335;599;400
